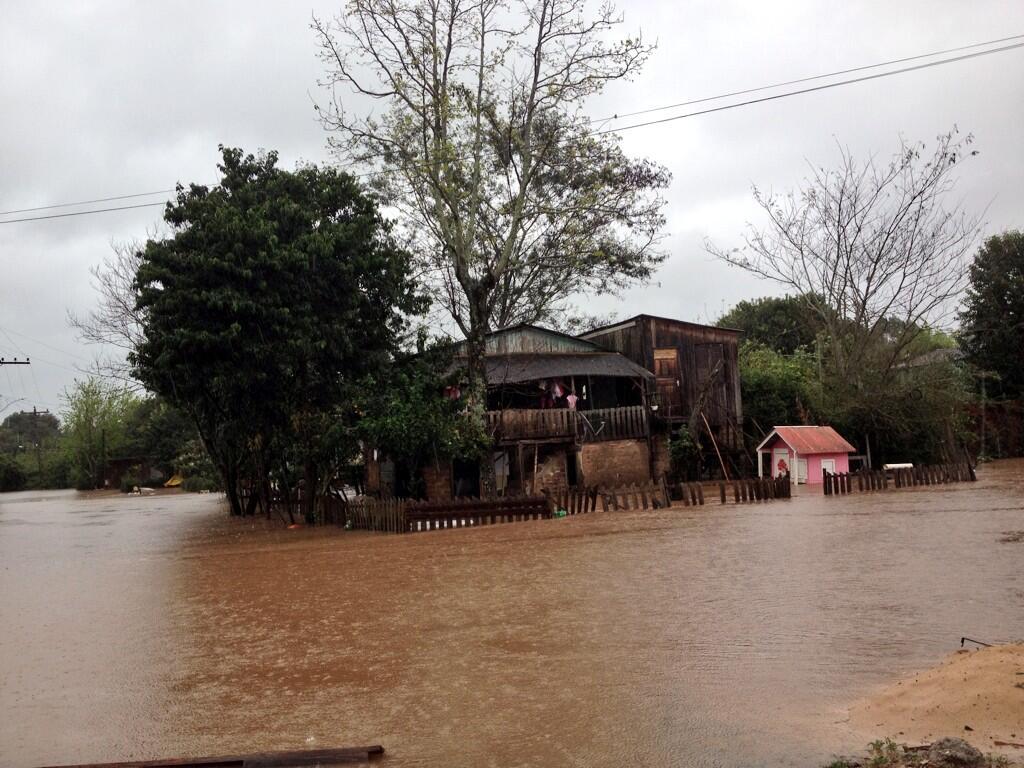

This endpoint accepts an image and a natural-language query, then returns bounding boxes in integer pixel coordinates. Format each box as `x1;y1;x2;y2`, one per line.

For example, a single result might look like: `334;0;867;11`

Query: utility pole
25;406;51;474
0;357;31;366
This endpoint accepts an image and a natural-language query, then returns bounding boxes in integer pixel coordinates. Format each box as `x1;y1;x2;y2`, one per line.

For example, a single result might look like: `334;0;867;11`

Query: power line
587;32;1024;124
0;201;167;224
593;40;1024;135
2;34;1022;225
0;188;178;216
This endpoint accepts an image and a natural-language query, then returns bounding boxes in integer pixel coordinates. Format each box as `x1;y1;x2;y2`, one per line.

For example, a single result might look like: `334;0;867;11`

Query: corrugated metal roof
757;426;856;454
470;352;654;384
450;324;601;356
579;313;743;339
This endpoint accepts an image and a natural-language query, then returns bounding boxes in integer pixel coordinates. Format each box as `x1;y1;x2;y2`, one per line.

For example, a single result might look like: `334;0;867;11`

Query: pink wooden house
756;426;856;485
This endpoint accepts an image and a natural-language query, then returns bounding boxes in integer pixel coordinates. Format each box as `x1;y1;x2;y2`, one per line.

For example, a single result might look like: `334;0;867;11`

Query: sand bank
849;644;1024;756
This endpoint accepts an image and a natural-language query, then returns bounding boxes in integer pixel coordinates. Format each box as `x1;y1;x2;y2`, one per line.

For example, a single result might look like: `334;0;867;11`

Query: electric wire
2;35;1022;224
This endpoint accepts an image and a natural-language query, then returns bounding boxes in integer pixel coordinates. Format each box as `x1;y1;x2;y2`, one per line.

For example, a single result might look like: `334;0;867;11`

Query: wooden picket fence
674;474;792;506
312;473;795;536
823;462;976;496
545;486;601;515
600;480;672;511
405;495;550;532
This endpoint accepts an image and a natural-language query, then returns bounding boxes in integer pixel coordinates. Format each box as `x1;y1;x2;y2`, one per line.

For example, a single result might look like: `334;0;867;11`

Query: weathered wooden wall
582;316;743;449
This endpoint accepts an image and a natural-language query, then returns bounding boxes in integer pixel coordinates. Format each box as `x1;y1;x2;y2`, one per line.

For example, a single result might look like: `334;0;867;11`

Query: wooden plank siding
580;315;743;450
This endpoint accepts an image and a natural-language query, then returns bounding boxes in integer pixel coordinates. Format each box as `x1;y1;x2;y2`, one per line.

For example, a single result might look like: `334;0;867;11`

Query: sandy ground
849;644;1024;757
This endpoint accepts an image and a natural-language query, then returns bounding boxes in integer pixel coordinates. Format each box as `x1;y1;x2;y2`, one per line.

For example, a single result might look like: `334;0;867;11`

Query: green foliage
668;429;701;480
182;475;219;493
123;398;195;477
357;348;490;466
132;146;423;514
738;342;815;442
0;454;27;492
119;470;141;493
61;377;139;490
0;410;60;454
718;295;820;355
868;738;901;766
727;292;973;464
174;438;218;480
960;230;1024;399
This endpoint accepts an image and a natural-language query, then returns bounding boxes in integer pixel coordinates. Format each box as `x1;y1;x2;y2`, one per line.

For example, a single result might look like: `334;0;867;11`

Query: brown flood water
2;462;1023;767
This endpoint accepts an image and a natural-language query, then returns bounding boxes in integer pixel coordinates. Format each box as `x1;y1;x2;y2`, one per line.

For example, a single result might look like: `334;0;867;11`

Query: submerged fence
822;463;977;496
675;474;792;506
309;474;793;535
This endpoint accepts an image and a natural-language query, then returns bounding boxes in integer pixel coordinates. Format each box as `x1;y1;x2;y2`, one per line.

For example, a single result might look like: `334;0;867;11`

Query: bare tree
313;0;669;493
67;240;146;387
708;130;982;387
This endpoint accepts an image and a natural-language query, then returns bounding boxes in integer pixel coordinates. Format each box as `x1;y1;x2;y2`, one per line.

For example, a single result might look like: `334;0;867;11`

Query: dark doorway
452;458;481;498
566;448;579;487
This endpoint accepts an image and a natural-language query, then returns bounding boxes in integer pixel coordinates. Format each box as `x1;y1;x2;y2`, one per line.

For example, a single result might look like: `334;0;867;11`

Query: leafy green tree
132;147;423;517
61;377;139;489
357;347;490;496
960;230;1024;399
313;0;669;495
0;410;60;455
122;397;197;477
737;342;815;444
717;296;819;355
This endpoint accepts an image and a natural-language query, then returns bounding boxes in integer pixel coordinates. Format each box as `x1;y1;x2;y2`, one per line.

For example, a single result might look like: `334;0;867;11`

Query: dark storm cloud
2;0;1023;409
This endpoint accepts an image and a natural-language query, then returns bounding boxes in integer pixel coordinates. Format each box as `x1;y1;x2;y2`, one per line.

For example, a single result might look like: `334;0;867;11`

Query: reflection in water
2;462;1022;767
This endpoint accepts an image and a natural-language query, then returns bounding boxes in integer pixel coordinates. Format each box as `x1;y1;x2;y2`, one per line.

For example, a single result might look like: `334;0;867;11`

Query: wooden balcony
485;405;649;444
574;405;649;443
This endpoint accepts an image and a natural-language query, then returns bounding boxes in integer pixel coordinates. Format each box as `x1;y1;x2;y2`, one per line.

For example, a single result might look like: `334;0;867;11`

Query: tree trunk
303;461;317;523
465;300;496;499
223;463;243;517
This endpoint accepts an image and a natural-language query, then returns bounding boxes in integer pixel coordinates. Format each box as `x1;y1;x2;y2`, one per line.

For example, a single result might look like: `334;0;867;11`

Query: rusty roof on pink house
756;426;856;455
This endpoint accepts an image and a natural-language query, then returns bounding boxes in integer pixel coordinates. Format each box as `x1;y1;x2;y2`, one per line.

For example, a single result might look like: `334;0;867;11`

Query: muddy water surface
2;463;1023;767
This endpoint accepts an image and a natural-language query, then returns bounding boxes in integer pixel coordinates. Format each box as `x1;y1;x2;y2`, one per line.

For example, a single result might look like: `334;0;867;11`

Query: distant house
755;426;856;485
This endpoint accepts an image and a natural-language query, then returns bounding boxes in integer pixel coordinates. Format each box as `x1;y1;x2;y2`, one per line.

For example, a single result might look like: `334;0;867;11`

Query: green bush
119;473;141;493
0;455;27;492
182;475;218;493
668;429;701;480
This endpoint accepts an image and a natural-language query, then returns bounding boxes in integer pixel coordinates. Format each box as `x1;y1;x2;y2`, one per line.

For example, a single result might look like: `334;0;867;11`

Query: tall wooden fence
823;463;976;496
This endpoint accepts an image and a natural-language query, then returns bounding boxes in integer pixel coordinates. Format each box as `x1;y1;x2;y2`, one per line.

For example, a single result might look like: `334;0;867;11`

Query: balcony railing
574;405;649;442
485;405;649;443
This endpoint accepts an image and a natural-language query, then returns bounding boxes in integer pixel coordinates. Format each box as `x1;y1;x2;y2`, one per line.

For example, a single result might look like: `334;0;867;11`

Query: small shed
756;426;856;485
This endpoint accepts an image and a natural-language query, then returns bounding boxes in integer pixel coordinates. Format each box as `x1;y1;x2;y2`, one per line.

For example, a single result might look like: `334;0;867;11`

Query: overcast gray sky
2;0;1023;414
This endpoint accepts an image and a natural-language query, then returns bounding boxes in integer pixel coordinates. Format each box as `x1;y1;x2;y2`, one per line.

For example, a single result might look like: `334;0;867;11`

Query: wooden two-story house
368;324;659;499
